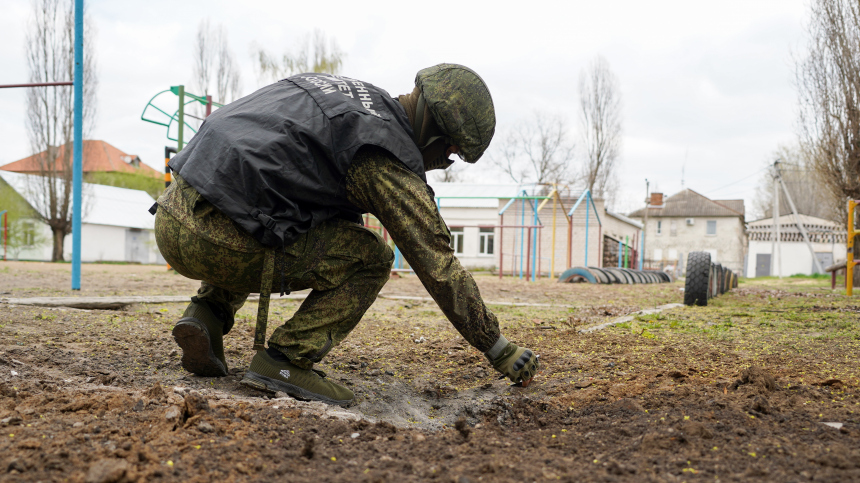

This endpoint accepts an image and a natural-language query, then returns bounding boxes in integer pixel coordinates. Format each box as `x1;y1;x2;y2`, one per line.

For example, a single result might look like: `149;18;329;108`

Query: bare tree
494;111;575;186
578;55;623;203
796;0;860;221
752;145;837;221
252;29;345;85
428;163;466;183
192;19;242;105
25;0;98;262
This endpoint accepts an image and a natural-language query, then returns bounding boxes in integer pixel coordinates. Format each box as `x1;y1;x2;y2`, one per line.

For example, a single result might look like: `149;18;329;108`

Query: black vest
169;74;426;247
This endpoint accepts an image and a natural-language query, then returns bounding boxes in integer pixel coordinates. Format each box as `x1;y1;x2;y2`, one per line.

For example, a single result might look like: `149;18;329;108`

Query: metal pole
643;179;649;271
618;239;622;267
625;235;629;268
0;82;74;88
71;0;84;290
1;210;7;261
775;168;781;278
205;95;213;117
639;230;644;270
177;85;185;151
551;187;557;278
849;200;856;296
499;212;504;280
584;193;589;266
164;146;177;188
532;193;538;281
598;225;602;268
771;166;777;276
520;197;525;279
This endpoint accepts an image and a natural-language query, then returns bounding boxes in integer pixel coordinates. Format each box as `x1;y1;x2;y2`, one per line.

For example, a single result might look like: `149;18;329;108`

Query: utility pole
642;179;649;270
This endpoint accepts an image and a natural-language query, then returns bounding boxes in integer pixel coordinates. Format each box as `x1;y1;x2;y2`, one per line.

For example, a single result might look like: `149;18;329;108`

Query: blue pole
532;193;539;281
71;0;84;290
584;192;589;267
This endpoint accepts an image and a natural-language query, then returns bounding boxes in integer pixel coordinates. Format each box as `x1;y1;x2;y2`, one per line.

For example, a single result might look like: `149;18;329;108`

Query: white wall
437;206;499;270
746;240;846;277
636;215;746;273
10;221;162;263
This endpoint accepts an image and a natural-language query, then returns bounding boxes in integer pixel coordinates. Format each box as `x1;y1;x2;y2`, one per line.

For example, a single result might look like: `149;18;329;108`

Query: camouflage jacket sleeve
345;147;501;353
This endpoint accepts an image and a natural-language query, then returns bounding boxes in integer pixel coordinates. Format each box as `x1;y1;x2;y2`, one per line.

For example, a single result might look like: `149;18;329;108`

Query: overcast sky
0;0;809;217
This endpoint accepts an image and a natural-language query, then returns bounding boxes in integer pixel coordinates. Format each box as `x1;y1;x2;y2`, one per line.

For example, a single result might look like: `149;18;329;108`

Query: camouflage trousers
154;177;393;369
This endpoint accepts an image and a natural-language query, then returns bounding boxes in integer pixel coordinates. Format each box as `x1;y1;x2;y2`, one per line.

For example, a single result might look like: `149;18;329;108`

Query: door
814;252;833;275
755;253;771;277
125;228;148;264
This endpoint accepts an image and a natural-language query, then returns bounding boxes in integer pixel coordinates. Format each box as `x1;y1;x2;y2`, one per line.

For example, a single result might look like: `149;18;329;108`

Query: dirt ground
1;261;859;482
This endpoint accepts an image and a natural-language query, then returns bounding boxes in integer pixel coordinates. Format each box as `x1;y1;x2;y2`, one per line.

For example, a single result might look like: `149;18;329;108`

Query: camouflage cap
415;64;495;163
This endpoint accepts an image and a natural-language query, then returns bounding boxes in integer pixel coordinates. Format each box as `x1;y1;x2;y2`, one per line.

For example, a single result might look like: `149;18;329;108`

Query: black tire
558;267;598;283
602;269;622;283
621;268;643;284
724;269;731;293
715;264;724;294
588;267;611;284
606;268;631;284
732;272;738;289
657;271;671;283
684;252;711;306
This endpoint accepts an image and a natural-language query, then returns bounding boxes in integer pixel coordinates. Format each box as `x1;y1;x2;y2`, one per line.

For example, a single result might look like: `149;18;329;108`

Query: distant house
0;140;160;179
746;214;846;277
0;170;164;264
628;189;746;273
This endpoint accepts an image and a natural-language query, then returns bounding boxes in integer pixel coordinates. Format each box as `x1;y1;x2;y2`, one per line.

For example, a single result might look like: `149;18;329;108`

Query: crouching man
153;64;539;406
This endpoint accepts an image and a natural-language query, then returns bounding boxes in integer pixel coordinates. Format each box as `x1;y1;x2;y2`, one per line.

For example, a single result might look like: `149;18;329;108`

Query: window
479;227;494;255
653;248;663;261
656;220;662;235
706;220;717;236
670;220;677;237
450;227;464;254
22;220;36;246
668;249;678;260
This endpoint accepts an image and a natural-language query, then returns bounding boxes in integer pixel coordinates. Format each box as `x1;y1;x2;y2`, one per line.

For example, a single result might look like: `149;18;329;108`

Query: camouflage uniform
155;146;500;369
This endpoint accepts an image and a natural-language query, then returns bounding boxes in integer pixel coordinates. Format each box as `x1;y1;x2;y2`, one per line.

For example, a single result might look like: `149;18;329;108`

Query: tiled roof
628;189;744;218
0;140;160;178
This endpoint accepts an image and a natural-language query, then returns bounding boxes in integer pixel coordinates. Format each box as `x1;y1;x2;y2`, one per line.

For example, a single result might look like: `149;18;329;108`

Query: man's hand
485;336;540;386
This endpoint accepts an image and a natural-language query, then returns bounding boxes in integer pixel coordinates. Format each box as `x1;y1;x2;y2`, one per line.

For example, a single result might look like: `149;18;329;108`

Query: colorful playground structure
364;184;643;281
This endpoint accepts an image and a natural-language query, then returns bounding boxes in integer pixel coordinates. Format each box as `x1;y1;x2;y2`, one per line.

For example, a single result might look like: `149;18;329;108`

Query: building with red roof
0;140;160;178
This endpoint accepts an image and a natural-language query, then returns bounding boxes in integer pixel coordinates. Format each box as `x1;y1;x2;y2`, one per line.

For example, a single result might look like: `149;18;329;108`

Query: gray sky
0;0;808;216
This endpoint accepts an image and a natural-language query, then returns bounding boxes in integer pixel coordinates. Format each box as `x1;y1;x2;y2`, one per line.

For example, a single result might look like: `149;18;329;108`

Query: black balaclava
398;87;455;171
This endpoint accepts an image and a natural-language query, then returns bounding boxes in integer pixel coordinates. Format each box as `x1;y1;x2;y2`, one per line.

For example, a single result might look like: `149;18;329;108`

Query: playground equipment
371;185;641;281
557;266;670;284
848;199;859;295
683;251;738;306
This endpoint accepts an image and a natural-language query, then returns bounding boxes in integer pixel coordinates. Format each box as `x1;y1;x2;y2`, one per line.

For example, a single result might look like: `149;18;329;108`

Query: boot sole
240;371;352;407
172;318;228;377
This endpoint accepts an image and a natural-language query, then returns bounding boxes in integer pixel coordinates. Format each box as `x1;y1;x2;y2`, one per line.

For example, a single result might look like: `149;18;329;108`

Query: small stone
821;422;843;430
574;381;592;389
197;421;215;433
1;416;22;427
144;382;166;401
368;369;381;376
164;405;183;422
274;391;291;399
183;392;210;417
384;370;394;376
413;433;426;442
84;458;128;483
132;399;145;412
359;362;368;368
350;432;360;439
72;422;85;428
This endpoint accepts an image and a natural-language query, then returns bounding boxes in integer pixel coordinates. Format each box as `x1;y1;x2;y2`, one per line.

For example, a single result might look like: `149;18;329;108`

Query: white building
0;171;164;264
628;190;747;273
746;214;846;277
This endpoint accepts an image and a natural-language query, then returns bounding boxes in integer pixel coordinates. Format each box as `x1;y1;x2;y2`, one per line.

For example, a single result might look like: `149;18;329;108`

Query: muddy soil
1;261;859;481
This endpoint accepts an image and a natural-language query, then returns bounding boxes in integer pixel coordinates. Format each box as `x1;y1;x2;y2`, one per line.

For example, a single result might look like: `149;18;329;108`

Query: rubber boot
172;298;228;377
241;348;354;406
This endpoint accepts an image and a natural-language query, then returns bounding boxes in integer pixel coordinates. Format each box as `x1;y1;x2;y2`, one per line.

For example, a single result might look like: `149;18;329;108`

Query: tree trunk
51;227;66;262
